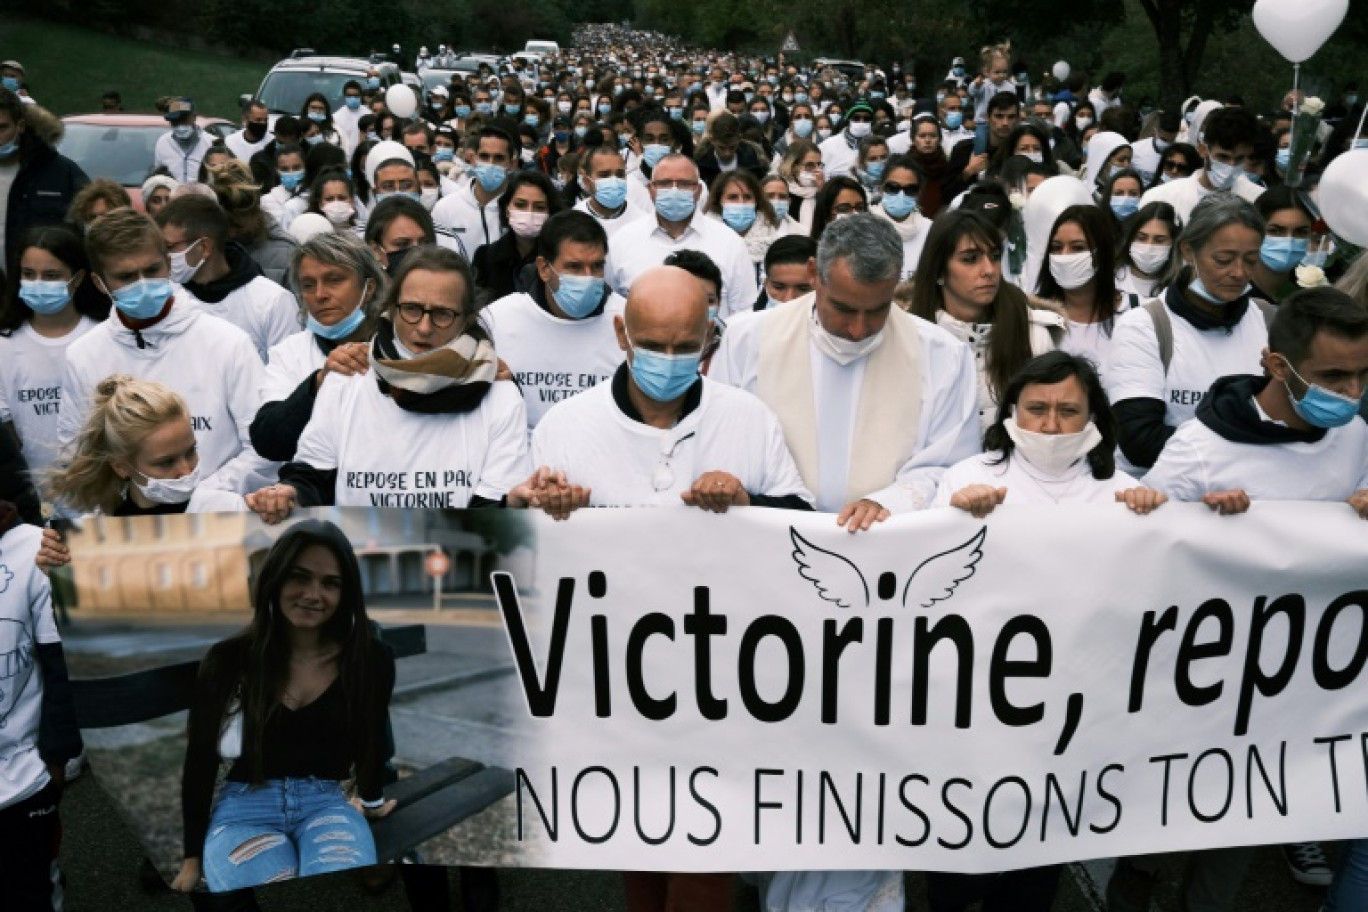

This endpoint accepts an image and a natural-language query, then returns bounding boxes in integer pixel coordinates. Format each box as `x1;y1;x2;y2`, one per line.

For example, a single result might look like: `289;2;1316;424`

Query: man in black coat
0;89;89;272
696;112;768;190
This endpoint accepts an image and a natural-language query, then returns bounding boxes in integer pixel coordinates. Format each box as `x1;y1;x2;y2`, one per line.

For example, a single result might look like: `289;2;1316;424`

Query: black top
5;131;90;270
111;498;188;516
180;636;395;857
472;231;537;302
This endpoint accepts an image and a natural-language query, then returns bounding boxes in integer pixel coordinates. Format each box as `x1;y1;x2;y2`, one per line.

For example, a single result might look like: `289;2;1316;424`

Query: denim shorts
202;777;376;892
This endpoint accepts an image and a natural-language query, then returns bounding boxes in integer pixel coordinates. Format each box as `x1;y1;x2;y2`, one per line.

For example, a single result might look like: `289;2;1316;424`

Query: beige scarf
756;293;925;503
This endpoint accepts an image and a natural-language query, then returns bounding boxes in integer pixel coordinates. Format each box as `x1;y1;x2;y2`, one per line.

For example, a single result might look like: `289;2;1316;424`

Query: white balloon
1052;61;1070;82
385;84;418;118
1252;0;1348;63
1318;149;1368;247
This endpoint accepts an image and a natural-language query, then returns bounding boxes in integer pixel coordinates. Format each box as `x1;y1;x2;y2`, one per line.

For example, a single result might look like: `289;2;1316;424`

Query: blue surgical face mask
308;301;367;340
795;92;809;104
1275;148;1291;173
628;337;701;402
279;170;305;191
574;126;588;139
598;103;612;115
791;118;813;139
19;279;74;315
691;119;706;135
308;111;327;123
1188;273;1249;305
1206;158;1239;191
524;114;541;128
1;76;19;93
863;160;886;181
455;105;472;118
1260;236;1309;273
952;66;966;78
472;162;507;192
550;269;606;319
1303;247;1330;268
770;199;790;222
1110;195;1140;220
506;103;523;116
1282;358;1365;428
654;187;696;222
375;190;422;204
592;175;628;209
476;101;493;115
882;191;917;219
367;77;380;90
722;202;757;233
305;134;325;146
642;143;671;169
0;139;15;158
433;147;454;162
110;277;174;320
345;96;361;110
172;124;195;141
945;111;963;130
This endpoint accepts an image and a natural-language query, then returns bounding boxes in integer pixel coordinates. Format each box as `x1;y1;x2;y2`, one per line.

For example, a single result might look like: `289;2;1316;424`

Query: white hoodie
59;292;276;495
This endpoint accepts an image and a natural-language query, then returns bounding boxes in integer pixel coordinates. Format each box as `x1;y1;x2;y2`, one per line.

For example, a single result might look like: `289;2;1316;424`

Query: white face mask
508;209;548;238
1003;413;1103;476
1129;241;1170;276
847;121;872;139
1048;250;1097;290
420;187;440;211
130;463;202;505
168;239;203;285
809;305;884;365
322;200;355;224
797;171;819;188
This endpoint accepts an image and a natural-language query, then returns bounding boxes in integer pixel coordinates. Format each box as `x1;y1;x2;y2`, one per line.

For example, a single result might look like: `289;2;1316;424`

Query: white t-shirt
261;330;327;403
1145;407;1368;503
1138;171;1264;225
292;371;531;507
0;523;60;809
531;377;813;507
1102;301;1269;429
224;129;270;162
933;449;1138;507
818;132;858;178
605;215;758;319
482;291;626;429
182;275;300;364
1060;297;1140;369
572;197;649;240
0;317;98;475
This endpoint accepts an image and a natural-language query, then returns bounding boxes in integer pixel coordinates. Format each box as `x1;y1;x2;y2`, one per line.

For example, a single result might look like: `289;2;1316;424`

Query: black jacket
5;125;90;270
472;231;537;302
696;140;768;190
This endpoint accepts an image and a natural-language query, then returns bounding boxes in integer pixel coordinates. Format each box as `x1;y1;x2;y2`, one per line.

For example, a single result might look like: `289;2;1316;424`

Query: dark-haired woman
0;225;108;482
171;519;395;892
934;351;1167;514
1034;205;1133;367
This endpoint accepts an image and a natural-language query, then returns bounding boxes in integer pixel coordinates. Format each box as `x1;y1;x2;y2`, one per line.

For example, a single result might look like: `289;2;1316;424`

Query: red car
58;113;236;209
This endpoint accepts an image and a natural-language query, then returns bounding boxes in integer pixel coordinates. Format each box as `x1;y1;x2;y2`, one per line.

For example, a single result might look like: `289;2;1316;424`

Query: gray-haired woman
1102;193;1271;473
248;232;389;461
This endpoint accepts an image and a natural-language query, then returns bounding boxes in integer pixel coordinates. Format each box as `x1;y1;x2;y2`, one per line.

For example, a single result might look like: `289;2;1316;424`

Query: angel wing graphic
901;528;987;609
789;529;869;609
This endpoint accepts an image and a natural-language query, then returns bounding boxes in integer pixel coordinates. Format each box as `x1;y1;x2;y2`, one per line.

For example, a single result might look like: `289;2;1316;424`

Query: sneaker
1283;842;1332;887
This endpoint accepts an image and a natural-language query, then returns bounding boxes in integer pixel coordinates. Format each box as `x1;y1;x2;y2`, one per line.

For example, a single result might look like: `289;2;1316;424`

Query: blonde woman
777;139;824;237
47;375;242;515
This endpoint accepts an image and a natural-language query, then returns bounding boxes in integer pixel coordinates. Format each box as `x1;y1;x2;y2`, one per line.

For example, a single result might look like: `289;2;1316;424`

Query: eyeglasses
395;303;462;328
832;203;867;215
651;179;700;191
1163;160;1190;173
882;181;920;195
652;430;698;492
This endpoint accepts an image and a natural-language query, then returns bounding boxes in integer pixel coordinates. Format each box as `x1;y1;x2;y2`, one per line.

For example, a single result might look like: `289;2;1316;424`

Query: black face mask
244;122;267;141
384;245;414;277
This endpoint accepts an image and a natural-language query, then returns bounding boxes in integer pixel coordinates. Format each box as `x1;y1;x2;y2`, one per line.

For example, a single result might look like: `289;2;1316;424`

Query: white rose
1301;97;1325;117
1295;264;1328;287
1008;191;1026;210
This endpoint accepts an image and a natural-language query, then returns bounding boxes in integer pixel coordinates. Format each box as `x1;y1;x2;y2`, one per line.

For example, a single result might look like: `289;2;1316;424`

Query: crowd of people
1;20;1367;912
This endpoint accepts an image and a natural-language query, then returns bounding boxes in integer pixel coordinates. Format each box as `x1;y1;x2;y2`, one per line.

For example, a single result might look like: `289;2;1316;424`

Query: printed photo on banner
57;507;538;897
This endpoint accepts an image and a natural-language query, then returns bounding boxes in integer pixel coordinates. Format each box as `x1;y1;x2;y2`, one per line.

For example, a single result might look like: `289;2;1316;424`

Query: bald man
509;265;812;513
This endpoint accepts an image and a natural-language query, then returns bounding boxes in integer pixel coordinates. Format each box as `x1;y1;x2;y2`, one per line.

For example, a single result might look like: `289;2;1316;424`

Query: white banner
497;502;1368;872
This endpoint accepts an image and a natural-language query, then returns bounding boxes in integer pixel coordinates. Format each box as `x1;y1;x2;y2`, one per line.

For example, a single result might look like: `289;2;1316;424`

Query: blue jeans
1328;839;1368;912
202;778;376;892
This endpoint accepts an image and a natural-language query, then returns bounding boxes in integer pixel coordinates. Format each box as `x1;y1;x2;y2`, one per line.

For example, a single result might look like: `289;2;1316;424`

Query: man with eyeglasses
605;153;757;319
818;99;876;178
509;263;811;514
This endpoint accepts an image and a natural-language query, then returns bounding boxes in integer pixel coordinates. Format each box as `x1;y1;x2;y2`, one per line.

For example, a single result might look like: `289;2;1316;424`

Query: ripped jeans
202;778;376;892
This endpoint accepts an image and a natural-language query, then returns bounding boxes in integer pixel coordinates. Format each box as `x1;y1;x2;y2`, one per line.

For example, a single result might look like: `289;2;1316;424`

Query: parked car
245;56;401;117
59;113;235;208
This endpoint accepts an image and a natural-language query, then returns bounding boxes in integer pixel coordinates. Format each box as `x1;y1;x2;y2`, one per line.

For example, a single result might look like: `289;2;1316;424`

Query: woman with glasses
246;247;530;520
870;155;930;279
777;139;824;236
1146;141;1202;190
808;175;867;241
